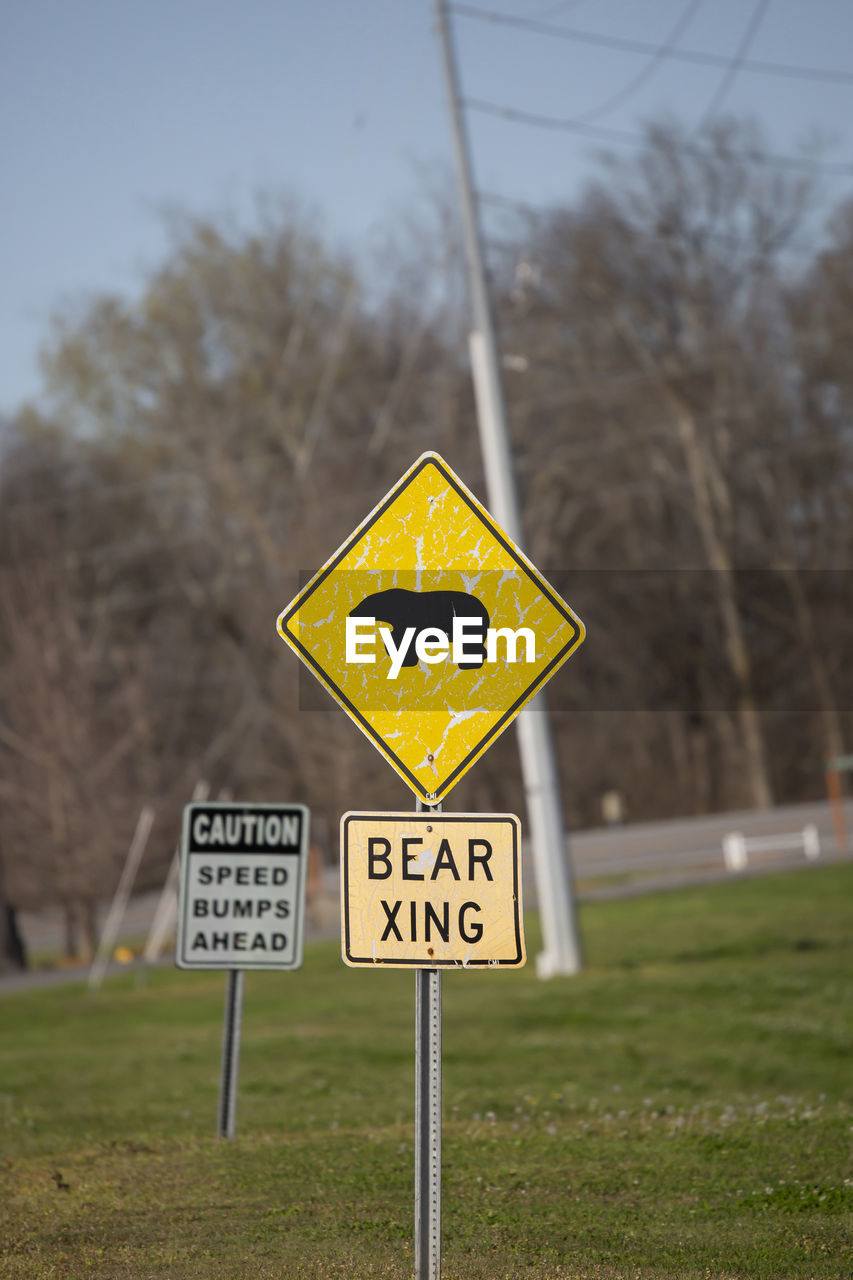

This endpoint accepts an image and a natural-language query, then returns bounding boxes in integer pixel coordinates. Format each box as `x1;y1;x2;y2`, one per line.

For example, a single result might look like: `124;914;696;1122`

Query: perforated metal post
415;797;442;1280
218;968;244;1139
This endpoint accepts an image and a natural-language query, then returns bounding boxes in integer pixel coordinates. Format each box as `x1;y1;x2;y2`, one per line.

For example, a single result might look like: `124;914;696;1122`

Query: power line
696;0;772;132
525;1;593;20
450;3;853;87
464;97;853;176
569;0;705;126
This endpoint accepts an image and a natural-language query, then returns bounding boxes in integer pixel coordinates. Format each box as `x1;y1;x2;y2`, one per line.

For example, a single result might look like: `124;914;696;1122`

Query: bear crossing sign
277;452;584;802
341;811;525;969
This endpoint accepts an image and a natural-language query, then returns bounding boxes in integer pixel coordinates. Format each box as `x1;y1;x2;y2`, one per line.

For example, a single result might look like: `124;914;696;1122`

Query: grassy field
1;863;851;1279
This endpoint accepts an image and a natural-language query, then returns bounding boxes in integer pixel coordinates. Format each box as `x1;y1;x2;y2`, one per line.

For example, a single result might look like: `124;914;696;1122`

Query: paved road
555;795;853;899
5;795;851;993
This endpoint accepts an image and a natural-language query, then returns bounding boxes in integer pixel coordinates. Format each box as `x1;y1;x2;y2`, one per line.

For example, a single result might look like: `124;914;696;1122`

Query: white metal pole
142;847;179;963
87;805;155;991
433;0;582;976
143;780;209;963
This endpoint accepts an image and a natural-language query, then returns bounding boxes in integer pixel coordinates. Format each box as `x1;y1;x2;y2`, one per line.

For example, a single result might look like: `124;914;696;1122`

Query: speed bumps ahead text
341;812;525;968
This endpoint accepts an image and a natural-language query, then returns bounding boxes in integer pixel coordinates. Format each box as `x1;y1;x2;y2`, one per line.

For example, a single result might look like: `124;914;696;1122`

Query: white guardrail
722;824;821;872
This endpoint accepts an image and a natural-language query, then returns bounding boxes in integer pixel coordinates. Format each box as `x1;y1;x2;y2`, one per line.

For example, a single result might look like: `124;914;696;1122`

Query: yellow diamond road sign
341;811;525;968
276;451;584;803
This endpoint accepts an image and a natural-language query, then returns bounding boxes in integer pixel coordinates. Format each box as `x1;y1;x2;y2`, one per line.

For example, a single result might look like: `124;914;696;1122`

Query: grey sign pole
414;797;442;1280
218;968;244;1140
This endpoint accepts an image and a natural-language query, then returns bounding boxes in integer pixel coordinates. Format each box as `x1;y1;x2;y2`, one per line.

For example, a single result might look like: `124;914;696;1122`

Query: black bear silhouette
348;588;490;669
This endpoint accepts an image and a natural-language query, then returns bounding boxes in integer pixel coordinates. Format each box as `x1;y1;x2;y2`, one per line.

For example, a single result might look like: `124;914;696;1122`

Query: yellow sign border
277;452;584;802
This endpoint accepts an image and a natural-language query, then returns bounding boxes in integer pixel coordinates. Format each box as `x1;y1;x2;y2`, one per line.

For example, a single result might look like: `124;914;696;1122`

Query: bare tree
493;119;832;811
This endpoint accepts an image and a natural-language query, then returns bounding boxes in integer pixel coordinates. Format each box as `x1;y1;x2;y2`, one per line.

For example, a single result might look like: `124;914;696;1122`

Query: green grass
1;863;851;1279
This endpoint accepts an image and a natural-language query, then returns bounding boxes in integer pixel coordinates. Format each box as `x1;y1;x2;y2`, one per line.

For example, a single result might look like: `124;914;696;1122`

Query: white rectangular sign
176;803;309;970
341;811;525;969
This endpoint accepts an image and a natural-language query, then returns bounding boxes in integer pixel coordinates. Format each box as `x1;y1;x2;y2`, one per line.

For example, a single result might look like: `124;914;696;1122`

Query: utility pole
433;0;582;976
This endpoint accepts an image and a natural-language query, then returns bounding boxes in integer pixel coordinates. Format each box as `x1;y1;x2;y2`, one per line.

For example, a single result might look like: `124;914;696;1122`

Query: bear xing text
344;615;537;679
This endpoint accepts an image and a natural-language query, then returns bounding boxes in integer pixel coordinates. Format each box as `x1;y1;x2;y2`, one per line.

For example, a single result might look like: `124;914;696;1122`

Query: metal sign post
415;965;442;1280
339;801;526;1278
415;797;442;1280
218;968;244;1140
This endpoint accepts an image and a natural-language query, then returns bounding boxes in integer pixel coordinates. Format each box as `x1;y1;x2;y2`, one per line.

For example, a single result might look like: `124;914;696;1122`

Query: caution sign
341;812;525;968
277;452;584;803
176;803;309;970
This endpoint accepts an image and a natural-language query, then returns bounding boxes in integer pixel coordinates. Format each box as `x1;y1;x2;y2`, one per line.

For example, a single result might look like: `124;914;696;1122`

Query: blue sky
3;0;853;415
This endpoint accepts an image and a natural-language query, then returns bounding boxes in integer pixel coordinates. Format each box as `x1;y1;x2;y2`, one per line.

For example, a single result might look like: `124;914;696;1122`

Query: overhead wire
439;5;850;491
463;98;853;176
695;0;772;132
524;0;595;19
566;0;705;126
449;3;853;86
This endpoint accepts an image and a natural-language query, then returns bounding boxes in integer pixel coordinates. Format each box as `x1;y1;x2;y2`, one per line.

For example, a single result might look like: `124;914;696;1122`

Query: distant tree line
1;120;850;961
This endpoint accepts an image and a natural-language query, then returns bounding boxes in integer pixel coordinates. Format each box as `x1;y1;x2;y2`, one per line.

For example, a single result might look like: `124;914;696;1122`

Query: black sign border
341;811;524;968
176;802;310;971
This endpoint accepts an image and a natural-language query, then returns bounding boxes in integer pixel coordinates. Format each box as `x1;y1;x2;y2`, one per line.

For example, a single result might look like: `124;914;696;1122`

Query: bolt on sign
277;452;585;803
176;803;310;970
341;812;525;968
